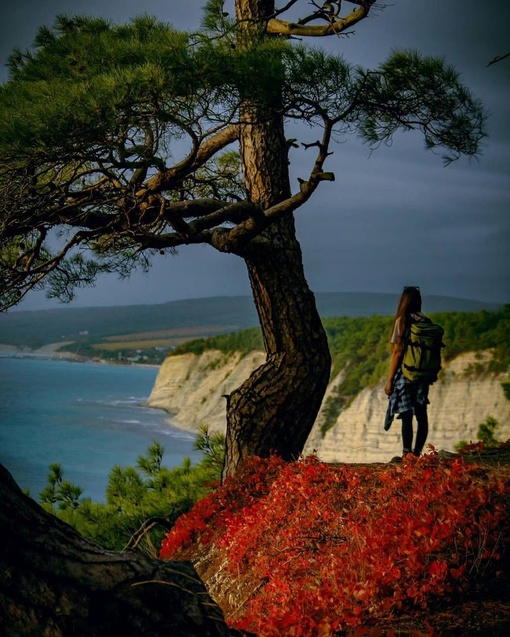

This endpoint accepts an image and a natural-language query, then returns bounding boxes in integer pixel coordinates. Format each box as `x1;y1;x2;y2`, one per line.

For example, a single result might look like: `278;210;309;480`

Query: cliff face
147;350;266;433
305;351;510;462
147;350;510;462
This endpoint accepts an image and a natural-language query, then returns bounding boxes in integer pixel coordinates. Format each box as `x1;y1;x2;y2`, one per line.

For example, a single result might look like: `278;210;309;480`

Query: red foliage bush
160;450;509;637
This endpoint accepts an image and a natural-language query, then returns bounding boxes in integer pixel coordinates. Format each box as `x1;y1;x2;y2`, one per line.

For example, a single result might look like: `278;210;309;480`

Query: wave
1;357;199;503
94;398;148;406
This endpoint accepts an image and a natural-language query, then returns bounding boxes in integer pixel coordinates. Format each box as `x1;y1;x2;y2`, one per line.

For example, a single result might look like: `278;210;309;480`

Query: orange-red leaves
160;449;509;637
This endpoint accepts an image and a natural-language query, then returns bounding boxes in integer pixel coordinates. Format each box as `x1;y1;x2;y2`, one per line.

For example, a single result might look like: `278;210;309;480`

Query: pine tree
0;2;486;477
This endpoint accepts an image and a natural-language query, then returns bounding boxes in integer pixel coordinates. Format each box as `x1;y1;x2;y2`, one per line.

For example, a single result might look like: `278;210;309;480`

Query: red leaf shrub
160;450;509;637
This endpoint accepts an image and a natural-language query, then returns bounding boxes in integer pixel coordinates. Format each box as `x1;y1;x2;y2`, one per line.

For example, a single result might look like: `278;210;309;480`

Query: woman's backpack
402;320;445;384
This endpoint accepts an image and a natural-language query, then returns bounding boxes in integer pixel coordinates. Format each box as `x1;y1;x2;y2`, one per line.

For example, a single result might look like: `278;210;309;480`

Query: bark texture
222;0;332;478
223;217;332;478
0;465;232;637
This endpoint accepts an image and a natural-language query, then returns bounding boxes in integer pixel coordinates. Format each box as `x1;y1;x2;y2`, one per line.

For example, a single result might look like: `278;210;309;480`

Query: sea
0;356;201;503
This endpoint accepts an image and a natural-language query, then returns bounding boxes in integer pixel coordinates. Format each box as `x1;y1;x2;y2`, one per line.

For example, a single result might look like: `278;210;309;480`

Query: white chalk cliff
147;349;510;462
147;350;266;434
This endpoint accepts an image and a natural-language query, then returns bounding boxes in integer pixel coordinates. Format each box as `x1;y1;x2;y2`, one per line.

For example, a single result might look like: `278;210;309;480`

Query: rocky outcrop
147;350;510;462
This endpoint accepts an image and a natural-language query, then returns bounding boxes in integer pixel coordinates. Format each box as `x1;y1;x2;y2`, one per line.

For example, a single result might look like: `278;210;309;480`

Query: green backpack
402;320;445;383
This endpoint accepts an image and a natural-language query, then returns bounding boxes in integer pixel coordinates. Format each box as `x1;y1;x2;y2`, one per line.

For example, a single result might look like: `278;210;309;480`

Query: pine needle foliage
38;434;224;554
0;8;486;310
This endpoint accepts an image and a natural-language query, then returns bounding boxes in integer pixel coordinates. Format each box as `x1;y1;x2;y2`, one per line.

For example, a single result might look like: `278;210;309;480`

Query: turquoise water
0;357;201;502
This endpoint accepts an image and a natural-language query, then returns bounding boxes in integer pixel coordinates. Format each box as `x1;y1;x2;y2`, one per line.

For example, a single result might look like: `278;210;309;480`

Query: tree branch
141;124;239;195
209;113;337;253
266;1;375;37
486;52;510;67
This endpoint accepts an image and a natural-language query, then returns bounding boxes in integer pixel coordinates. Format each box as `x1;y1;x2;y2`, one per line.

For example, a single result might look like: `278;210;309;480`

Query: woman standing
384;286;430;457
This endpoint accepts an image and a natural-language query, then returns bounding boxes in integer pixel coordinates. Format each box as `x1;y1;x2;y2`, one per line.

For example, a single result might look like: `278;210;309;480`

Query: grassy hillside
0;293;500;350
0;296;257;350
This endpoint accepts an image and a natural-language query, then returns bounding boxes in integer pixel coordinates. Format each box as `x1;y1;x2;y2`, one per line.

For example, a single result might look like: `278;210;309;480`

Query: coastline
0;342;83;361
0;355;199;504
0;343;161;368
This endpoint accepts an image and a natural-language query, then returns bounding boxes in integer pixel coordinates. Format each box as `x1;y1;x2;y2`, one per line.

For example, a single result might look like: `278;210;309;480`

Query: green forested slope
173;307;510;430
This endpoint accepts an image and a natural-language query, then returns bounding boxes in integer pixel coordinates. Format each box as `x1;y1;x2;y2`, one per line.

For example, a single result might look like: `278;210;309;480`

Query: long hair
392;286;422;338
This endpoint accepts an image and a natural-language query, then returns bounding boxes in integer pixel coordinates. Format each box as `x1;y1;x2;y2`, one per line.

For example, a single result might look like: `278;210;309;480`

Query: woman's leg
400;410;413;454
413;402;429;454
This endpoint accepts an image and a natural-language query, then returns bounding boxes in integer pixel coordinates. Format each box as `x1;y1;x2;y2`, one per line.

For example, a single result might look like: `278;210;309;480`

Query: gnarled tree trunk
223;217;331;478
222;0;332;478
0;465;233;636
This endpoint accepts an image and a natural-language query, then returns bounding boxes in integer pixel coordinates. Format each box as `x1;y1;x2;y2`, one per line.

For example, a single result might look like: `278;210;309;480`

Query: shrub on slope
160;450;509;636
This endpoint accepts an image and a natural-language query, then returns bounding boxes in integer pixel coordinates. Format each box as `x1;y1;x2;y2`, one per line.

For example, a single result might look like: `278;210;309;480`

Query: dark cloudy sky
1;0;509;309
